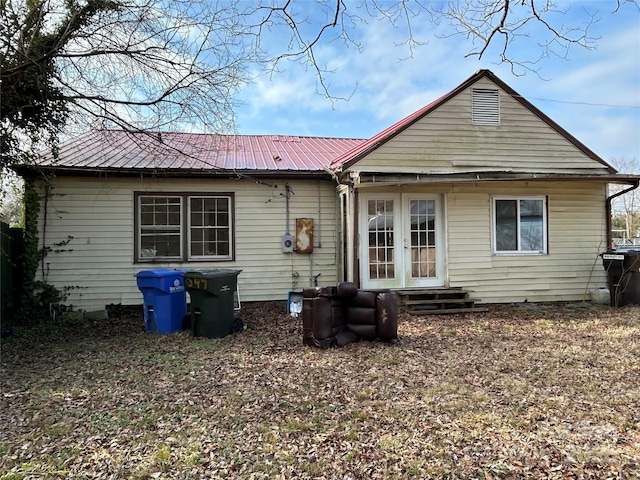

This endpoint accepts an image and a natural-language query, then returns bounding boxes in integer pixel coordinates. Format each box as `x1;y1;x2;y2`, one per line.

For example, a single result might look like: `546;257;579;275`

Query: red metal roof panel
38;130;365;172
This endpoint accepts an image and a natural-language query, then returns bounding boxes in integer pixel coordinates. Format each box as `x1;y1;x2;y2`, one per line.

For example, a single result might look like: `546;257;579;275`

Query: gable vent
472;88;500;125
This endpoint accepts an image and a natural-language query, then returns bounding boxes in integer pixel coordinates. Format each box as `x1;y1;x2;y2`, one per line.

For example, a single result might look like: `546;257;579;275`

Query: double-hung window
493;196;547;254
136;192;233;262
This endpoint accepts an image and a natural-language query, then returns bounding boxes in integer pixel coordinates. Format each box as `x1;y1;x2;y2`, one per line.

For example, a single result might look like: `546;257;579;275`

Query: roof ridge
90;129;364;142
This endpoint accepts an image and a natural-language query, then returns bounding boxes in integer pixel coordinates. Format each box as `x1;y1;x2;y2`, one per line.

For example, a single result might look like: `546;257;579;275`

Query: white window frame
187;195;233;261
136;192;233;262
492;195;548;255
138;195;184;260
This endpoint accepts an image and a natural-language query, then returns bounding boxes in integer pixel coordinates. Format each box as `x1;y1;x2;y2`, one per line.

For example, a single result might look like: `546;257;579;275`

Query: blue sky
234;1;640;166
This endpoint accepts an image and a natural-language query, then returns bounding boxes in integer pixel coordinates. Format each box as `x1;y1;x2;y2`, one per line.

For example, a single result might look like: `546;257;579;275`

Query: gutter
14;165;331;180
606;180;640;248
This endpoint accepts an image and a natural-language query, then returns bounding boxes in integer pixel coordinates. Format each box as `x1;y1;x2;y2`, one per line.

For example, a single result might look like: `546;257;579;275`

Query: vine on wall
15;177;76;325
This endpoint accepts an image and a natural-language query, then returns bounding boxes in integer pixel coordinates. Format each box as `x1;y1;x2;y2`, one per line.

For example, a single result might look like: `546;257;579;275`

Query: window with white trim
493;196;547;254
136;192;233;262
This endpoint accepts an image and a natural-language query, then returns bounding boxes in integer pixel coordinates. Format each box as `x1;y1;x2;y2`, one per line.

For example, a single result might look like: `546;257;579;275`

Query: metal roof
31;70;619;178
36;130;365;173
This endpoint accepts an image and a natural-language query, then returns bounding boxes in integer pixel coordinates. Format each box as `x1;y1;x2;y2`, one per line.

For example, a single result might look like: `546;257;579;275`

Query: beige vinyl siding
446;181;609;303
34;176;339;311
352;78;608;176
446;191;493;271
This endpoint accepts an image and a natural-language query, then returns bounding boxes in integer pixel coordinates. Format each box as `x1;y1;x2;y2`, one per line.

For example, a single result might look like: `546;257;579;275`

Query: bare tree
436;0;602;75
1;0;258;165
2;0;638;170
249;0;638;89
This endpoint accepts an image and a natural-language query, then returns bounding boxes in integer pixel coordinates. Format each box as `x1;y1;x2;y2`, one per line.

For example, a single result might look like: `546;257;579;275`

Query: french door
360;193;444;289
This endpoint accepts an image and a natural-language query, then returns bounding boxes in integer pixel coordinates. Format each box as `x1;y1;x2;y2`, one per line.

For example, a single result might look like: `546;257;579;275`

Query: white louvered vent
472;88;500;125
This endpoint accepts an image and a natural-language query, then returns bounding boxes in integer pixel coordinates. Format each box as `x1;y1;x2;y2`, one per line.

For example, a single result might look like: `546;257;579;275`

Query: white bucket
591;287;610;305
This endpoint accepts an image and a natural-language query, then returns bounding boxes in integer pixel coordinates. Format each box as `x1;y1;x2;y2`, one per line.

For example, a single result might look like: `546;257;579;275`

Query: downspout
606;180;640;248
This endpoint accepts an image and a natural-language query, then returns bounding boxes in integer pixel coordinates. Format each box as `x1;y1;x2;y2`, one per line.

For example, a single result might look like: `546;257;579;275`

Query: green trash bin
602;250;640;307
183;269;242;338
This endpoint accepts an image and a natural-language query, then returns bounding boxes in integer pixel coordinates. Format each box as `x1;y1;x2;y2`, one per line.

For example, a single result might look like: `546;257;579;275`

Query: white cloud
529;20;640;160
549;25;639;102
316;18;478;121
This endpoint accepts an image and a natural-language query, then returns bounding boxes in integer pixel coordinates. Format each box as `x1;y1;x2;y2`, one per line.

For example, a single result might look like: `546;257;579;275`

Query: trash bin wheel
230;317;244;334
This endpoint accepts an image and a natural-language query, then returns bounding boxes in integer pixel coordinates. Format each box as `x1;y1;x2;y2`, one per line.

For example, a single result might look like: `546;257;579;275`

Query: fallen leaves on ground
1;302;639;479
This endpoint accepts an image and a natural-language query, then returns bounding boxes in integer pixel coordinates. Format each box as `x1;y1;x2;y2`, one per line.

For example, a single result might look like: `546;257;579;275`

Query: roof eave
14;165;332;180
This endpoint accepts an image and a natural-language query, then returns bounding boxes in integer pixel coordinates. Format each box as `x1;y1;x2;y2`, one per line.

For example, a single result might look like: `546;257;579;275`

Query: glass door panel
409;199;437;279
367;199;395;280
403;194;443;288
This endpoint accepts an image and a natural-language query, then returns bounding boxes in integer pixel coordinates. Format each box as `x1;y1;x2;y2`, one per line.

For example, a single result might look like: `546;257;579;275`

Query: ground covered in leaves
1;302;639;479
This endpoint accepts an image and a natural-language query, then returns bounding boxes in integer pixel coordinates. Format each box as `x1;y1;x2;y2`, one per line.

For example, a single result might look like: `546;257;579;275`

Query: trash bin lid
183;269;242;278
136;269;189;278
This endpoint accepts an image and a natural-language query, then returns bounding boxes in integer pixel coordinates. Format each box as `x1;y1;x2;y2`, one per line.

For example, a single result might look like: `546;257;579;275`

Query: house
17;69;639;312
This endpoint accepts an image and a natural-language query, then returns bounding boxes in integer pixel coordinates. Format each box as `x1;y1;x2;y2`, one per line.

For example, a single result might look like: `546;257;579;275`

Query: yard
1;301;639;479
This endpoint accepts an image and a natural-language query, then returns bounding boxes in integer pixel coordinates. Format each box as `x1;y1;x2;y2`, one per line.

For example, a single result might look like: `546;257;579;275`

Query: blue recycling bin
135;269;188;333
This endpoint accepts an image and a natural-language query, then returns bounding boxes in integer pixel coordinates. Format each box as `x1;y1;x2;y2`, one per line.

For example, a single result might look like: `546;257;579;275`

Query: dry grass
1;301;639;479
